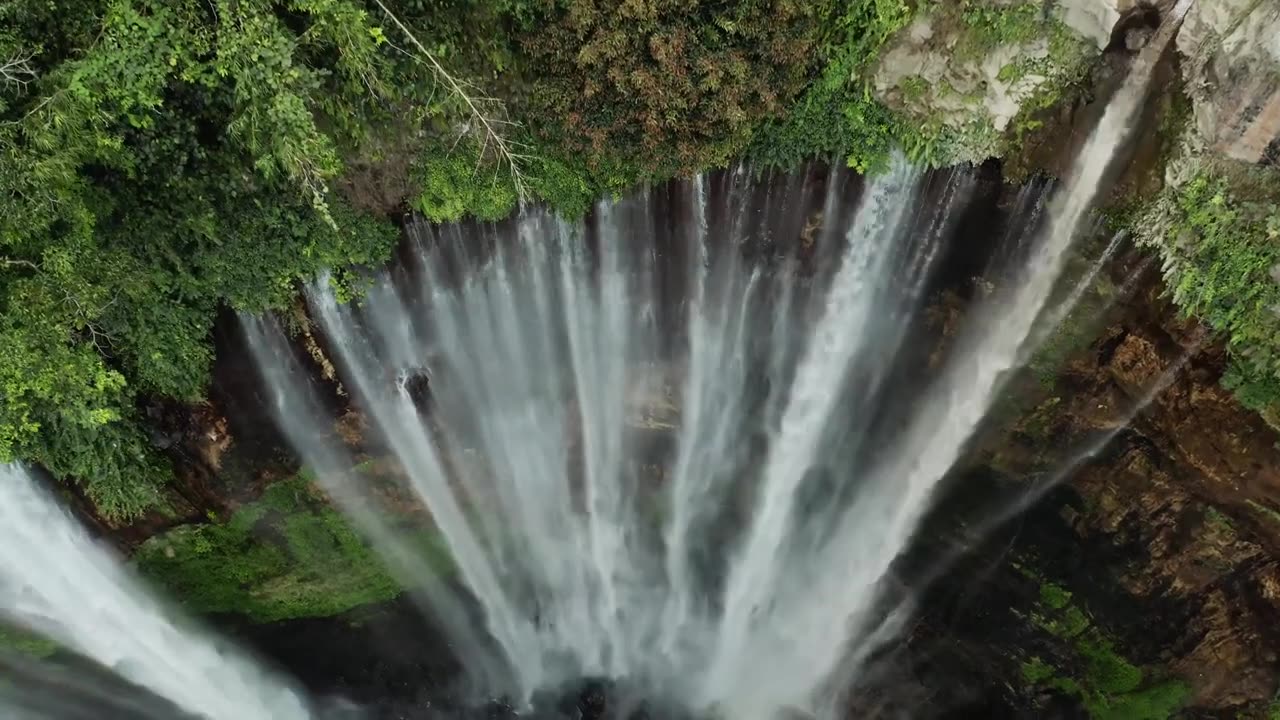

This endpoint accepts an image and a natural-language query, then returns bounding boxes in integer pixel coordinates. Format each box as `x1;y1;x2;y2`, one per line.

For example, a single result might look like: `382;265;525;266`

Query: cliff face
963;262;1280;716
1177;0;1280;164
871;0;1099;164
900;3;1280;700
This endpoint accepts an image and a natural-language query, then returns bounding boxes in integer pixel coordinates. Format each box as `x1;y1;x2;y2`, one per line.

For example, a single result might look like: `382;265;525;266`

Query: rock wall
873;1;1097;163
1177;0;1280;163
1057;0;1129;48
874;0;1280;168
957;249;1280;716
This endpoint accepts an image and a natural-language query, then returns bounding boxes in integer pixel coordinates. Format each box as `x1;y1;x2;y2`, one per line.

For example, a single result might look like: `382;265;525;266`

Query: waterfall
0;465;310;720
0;5;1187;716
241;26;1170;715
242;157;958;712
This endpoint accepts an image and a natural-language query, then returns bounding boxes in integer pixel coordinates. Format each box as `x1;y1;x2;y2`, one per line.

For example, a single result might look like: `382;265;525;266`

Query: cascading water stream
243;157;960;714
0;465;311;720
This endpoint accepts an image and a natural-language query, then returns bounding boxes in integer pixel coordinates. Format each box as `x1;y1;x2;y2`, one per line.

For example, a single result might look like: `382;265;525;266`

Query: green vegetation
1022;656;1056;684
134;475;452;622
1039;581;1075;611
1135;153;1280;424
0;0;433;518
956;0;1082;53
0;624;58;658
411;140;521;223
519;0;827;178
957;0;1092;82
745;0;917;172
1018;575;1191;719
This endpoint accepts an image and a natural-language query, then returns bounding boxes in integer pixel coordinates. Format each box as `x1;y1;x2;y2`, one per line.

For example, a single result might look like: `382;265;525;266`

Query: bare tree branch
62;289;121;356
371;0;528;201
0;257;40;272
0;52;37;93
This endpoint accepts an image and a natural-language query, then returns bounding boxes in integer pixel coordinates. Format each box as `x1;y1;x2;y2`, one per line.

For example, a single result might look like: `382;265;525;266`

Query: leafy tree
745;0;915;172
516;0;827;179
0;0;406;517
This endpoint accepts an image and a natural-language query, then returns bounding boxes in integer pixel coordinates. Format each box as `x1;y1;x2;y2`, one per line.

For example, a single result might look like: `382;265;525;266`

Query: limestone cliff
1177;0;1280;163
872;1;1097;163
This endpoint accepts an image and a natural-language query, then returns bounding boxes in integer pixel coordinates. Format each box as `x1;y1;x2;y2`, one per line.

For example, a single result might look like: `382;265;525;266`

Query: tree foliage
745;0;915;172
1138;160;1280;418
517;0;827;178
0;0;410;517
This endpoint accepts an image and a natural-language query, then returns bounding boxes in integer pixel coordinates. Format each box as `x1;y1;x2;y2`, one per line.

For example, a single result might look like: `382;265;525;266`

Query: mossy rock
1018;571;1191;719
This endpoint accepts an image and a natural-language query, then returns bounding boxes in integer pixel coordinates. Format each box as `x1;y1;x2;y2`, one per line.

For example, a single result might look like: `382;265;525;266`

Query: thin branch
372;0;528;201
0;257;40;272
62;289;121;356
1;93;56;128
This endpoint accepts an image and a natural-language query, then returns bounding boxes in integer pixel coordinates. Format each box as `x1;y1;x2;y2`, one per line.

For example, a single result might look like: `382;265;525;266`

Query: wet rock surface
963;257;1280;714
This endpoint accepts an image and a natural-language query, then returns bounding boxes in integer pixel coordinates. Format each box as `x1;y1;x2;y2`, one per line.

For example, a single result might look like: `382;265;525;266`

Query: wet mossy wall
133;476;453;623
1016;568;1191;719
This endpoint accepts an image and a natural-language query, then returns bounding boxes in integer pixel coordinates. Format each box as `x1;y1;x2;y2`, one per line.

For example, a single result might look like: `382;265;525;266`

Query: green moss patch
0;625;58;659
134;476;453;623
1018;573;1191;719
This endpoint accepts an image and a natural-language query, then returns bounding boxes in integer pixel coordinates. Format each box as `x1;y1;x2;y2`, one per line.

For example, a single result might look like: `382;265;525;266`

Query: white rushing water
0;464;311;720
239;51;1150;715
243;156;963;713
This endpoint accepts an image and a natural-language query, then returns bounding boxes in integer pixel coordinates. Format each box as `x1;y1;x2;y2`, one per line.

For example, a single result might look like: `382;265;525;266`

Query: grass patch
135;476;453;623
